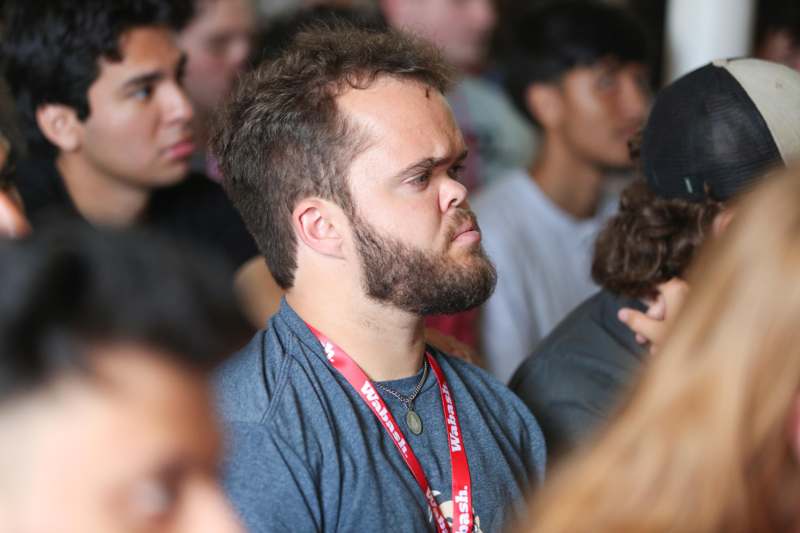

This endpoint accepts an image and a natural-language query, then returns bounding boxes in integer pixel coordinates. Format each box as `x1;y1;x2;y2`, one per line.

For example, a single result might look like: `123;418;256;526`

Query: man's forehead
336;76;463;161
98;26;182;77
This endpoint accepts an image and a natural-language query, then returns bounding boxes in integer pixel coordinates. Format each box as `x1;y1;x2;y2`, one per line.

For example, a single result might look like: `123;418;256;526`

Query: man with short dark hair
473;0;651;382
510;57;800;461
0;225;249;533
213;24;545;532
3;0;267;323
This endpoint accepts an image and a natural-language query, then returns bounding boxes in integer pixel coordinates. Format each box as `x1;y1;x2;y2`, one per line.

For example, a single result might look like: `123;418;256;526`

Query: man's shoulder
149;173;258;269
214;330;274;424
531;291;612;359
214;303;334;427
149;173;232;222
510;290;643;399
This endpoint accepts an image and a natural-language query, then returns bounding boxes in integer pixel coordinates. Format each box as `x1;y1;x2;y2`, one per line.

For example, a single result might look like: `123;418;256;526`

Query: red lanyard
306;323;474;533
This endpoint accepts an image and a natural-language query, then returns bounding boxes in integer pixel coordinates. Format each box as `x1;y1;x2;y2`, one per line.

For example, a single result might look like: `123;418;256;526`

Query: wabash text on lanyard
306;323;474;533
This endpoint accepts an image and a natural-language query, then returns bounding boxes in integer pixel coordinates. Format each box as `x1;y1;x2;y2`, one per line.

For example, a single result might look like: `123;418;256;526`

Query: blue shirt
215;300;546;532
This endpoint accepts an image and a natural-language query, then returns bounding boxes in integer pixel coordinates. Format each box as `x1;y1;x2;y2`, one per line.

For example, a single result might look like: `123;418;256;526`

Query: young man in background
474;0;651;381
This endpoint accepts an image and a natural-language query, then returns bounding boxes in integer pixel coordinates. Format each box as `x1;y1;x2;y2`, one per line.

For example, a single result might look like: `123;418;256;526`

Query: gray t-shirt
215;300;546;532
473;169;618;382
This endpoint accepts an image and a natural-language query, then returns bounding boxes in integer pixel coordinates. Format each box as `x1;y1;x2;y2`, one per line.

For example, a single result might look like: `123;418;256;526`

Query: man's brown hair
591;180;722;299
211;23;453;289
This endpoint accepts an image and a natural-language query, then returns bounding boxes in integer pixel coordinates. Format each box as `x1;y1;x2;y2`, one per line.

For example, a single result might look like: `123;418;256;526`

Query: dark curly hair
591;180;722;299
212;22;453;289
2;0;193;159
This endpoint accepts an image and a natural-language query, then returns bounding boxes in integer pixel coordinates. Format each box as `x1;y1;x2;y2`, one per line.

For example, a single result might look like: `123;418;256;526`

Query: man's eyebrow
121;53;187;91
121;70;164;91
394;149;469;179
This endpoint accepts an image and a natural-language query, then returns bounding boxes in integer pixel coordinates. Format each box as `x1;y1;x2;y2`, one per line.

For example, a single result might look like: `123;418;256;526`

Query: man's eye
131;85;154;100
448;164;466;181
410;171;432;186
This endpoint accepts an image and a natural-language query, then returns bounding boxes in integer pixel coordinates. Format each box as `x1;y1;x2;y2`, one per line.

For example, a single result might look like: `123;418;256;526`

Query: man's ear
35;104;82;153
292;198;346;259
711;207;735;237
525;83;563;129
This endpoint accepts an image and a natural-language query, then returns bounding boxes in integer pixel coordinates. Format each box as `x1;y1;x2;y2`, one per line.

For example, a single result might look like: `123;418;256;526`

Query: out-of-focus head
592;58;800;299
213;24;496;315
504;0;650;169
526;167;800;533
0;225;249;533
755;0;800;71
380;0;496;72
177;0;256;119
3;0;196;187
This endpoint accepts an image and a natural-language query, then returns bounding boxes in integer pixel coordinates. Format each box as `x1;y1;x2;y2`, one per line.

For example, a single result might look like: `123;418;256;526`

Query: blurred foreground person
511;58;800;460
475;0;651;382
213;24;545;532
0;225;249;533
524;166;800;533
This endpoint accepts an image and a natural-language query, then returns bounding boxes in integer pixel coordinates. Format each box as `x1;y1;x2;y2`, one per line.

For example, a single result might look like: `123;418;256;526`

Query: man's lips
452;221;481;244
166;139;196;160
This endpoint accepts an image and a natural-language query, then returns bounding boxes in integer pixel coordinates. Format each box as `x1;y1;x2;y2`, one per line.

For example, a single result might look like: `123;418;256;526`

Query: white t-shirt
472;168;618;383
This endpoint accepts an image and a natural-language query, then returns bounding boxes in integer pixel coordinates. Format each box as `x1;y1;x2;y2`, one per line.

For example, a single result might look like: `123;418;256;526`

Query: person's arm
234;258;284;329
617;278;689;353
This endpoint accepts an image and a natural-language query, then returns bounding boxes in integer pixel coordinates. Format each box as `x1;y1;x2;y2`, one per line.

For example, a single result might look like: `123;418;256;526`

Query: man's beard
351;209;497;316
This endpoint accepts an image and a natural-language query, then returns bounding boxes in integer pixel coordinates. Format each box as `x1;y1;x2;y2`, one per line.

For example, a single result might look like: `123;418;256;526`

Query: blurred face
383;0;496;71
547;59;650;169
338;77;496;315
178;0;255;117
1;345;242;533
77;26;195;189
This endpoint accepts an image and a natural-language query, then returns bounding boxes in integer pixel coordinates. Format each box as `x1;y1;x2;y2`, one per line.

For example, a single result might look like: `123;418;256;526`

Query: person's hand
617;277;689;353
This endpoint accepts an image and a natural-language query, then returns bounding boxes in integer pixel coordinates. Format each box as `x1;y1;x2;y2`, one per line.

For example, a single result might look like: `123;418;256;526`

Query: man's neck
57;154;151;227
286;284;426;382
530;137;605;220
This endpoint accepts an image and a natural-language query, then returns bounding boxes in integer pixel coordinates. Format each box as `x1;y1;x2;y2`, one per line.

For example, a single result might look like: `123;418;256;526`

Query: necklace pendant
406;409;423;435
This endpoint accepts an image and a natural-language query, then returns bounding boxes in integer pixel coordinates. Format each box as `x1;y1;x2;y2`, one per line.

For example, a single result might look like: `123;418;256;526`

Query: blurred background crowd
3;0;800;532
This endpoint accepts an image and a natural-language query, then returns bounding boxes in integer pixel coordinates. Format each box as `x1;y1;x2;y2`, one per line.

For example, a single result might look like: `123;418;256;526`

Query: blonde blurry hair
526;167;800;533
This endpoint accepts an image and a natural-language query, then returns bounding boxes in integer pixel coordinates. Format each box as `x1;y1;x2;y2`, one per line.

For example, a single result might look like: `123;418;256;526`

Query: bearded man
212;24;546;533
